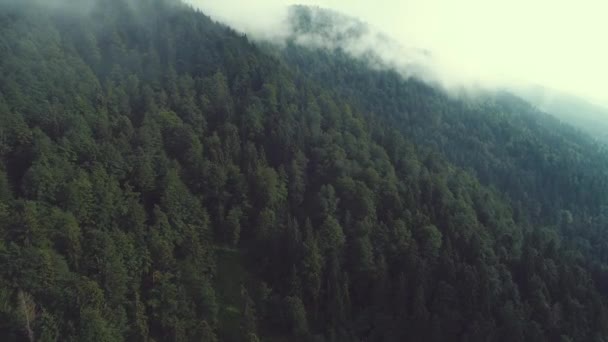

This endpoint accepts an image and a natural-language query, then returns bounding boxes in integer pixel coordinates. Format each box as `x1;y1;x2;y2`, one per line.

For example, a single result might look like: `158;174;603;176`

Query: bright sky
188;0;608;107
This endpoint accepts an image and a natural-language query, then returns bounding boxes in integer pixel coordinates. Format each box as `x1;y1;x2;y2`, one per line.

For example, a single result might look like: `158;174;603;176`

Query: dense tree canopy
1;1;608;341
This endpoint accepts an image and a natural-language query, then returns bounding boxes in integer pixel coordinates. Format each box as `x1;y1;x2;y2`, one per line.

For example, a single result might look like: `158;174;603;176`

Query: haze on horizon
187;0;608;108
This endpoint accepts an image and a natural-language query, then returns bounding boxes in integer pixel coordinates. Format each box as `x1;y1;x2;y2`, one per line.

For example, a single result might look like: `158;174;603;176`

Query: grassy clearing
214;246;249;341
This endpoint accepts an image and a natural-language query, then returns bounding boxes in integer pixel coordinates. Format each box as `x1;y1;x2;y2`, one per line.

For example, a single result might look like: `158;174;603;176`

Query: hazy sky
187;0;607;106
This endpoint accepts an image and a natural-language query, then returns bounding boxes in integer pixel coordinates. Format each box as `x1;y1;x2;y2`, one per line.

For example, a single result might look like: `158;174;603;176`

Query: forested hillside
2;1;608;341
280;44;608;218
281;5;608;219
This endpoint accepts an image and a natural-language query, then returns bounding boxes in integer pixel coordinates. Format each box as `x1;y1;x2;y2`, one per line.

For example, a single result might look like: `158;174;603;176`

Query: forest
2;0;608;341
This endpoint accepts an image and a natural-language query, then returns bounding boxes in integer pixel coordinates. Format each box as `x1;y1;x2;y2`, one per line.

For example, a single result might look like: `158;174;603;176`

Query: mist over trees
2;1;608;341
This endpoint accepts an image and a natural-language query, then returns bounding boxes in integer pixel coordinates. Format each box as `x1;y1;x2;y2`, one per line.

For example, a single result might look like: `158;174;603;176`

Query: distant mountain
285;5;436;80
514;85;608;142
286;5;608;144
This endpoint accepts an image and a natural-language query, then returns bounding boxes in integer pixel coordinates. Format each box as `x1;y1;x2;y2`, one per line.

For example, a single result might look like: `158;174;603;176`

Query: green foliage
79;308;121;342
318;215;346;254
283;296;309;336
417;224;443;259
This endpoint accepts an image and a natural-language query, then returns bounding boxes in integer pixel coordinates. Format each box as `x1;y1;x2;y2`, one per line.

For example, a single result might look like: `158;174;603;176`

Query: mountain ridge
280;4;608;141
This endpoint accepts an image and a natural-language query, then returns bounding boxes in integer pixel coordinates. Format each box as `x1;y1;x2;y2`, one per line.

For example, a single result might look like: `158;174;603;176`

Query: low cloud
186;0;608;108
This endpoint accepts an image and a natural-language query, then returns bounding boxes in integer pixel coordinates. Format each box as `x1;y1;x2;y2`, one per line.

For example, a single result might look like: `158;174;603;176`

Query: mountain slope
1;1;608;342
